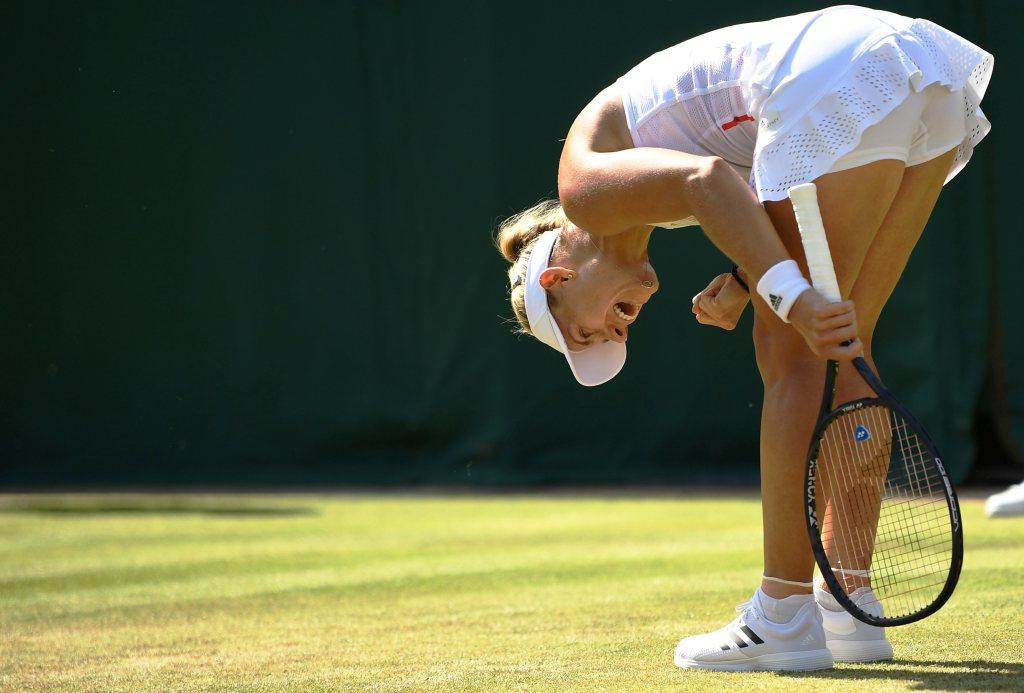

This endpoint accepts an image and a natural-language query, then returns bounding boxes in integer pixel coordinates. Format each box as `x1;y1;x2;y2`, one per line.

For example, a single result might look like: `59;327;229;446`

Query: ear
539;266;574;289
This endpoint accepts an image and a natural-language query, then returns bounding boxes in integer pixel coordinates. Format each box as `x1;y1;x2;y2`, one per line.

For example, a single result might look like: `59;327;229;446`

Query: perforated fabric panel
753;21;993;201
634;85;755;172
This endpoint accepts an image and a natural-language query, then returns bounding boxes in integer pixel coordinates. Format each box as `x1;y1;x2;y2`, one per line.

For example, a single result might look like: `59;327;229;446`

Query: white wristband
756;260;812;323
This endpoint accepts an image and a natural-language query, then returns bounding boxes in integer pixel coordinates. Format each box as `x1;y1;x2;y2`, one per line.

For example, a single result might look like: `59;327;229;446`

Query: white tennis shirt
614;5;968;224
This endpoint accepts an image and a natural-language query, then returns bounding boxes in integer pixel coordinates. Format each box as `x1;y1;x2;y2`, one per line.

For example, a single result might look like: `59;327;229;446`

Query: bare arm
559;144;791;285
557;88;862;360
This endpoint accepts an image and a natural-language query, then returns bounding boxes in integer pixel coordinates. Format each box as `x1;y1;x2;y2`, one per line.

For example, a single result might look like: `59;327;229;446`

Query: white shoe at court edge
674;590;833;672
815;584;894;663
985;481;1024;517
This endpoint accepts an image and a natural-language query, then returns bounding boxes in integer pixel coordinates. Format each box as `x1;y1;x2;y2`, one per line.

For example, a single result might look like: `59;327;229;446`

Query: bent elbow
560;192;610;235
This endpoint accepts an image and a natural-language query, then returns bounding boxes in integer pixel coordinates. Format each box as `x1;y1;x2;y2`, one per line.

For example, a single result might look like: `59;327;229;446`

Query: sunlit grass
1;493;1021;691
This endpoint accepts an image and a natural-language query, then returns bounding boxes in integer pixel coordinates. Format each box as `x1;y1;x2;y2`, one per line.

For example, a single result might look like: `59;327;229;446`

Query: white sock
755;587;814;624
814;583;843;612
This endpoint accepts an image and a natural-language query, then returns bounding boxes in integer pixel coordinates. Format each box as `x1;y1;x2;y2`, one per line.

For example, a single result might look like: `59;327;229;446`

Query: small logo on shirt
855;425;871;442
760;111;781;130
721;114;754;131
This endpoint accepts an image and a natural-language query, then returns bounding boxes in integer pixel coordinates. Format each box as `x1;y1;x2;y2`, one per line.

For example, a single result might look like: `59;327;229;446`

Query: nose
606;324;628;343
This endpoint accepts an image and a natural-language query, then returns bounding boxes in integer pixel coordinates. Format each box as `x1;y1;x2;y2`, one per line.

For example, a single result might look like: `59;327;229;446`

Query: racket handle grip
788;183;842;303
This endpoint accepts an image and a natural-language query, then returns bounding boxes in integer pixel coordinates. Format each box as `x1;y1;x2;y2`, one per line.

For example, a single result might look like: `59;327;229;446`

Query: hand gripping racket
788;183;963;627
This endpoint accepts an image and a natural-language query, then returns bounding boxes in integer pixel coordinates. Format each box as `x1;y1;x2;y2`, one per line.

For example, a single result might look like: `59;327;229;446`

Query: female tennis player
495;5;992;672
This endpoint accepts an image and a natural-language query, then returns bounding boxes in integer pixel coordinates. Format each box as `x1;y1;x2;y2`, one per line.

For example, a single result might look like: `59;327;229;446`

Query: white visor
523;229;626;386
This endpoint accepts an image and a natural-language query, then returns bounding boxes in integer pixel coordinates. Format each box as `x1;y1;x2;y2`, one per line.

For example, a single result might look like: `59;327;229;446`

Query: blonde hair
494;200;567;335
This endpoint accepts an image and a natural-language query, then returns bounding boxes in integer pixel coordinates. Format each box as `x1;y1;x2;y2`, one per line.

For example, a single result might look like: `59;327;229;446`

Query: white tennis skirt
752;14;993;202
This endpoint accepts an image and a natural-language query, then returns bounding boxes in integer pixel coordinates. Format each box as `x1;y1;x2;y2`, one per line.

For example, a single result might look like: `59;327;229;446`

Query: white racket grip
788;183;842;303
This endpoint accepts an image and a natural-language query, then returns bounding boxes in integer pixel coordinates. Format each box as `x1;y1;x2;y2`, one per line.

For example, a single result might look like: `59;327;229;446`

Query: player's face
546;255;657;351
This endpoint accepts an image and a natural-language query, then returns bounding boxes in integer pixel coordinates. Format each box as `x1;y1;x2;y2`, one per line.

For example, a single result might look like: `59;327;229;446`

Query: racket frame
807;355;964;626
789;182;964;627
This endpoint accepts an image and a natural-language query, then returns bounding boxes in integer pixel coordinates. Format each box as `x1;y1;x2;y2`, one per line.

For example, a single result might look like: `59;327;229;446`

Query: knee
753;316;820;388
755;315;880;401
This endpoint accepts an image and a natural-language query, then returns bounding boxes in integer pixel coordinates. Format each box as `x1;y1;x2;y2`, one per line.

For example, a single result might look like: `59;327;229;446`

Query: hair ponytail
494;200;567;334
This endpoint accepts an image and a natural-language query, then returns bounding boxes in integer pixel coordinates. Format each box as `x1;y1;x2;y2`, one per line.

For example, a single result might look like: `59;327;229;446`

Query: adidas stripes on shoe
674;589;833;672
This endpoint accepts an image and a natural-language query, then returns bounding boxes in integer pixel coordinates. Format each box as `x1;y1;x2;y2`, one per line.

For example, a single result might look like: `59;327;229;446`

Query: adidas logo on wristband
756;260;811;323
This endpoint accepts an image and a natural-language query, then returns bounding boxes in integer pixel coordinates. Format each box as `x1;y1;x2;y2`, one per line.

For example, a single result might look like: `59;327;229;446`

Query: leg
850;149;958;340
754;149;956;599
820;148;958;592
672;148;957;674
754;159;903;597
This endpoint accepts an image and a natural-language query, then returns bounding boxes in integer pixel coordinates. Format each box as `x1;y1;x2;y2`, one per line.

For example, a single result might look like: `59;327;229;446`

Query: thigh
753;158;905;337
751;149;956;378
751;159;905;384
763;158;906;298
850;148;958;341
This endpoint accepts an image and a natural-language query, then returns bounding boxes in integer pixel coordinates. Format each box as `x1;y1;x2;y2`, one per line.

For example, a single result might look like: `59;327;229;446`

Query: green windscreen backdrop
4;1;1021;486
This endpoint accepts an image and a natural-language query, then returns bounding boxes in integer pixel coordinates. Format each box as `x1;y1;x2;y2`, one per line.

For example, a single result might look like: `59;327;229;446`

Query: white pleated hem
752;19;994;202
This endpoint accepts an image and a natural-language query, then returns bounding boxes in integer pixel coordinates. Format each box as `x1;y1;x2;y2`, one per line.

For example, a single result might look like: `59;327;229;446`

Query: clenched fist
691;272;750;330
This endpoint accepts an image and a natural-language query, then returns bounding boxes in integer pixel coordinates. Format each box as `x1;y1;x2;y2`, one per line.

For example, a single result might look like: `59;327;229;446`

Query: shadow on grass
781;659;1024;691
0;496;318;517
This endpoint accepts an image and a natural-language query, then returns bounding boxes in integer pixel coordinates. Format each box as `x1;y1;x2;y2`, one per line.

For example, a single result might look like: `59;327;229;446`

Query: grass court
2;493;1021;691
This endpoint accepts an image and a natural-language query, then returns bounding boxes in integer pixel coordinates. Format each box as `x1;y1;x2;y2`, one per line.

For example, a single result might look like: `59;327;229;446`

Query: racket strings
815;403;953;620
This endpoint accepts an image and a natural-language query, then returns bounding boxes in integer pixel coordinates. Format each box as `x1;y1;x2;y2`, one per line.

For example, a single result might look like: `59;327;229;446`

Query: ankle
761;575;813;599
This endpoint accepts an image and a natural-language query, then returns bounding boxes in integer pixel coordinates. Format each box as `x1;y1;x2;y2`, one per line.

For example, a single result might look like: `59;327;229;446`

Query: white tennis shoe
985;481;1024;517
815;584;894;663
673;590;833;672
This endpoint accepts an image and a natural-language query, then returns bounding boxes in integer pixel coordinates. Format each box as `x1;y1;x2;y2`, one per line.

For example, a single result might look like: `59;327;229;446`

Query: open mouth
613;302;639;322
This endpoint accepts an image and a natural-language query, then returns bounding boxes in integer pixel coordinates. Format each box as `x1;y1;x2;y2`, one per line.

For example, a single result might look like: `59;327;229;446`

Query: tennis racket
788;182;963;627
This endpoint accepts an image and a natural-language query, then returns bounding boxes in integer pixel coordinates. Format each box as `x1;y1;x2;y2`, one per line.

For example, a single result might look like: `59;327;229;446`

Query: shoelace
730;600;760;629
